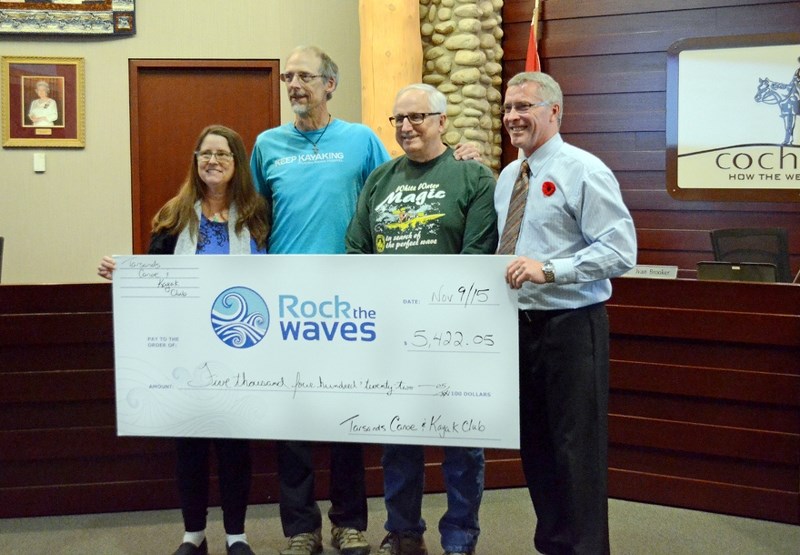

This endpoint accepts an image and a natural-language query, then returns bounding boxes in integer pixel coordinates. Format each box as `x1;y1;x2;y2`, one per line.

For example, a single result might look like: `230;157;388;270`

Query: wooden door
129;59;281;253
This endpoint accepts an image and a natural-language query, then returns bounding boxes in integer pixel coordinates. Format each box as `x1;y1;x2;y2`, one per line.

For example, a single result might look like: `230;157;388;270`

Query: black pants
175;437;252;534
278;440;367;536
518;303;610;555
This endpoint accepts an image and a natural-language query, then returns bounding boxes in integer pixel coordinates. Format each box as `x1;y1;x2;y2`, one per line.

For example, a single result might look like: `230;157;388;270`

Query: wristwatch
542;261;556;283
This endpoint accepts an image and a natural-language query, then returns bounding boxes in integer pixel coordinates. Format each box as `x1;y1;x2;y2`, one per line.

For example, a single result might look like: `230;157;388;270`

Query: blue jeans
383;444;484;553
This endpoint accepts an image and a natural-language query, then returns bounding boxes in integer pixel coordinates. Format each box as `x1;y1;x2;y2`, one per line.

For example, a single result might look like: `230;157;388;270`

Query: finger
505;262;515;284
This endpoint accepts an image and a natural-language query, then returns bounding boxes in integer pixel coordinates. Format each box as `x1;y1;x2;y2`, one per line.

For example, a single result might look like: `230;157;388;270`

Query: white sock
227;533;248;547
183;530;206;546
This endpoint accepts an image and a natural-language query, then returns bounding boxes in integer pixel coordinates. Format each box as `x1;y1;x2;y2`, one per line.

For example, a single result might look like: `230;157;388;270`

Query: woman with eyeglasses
98;124;269;555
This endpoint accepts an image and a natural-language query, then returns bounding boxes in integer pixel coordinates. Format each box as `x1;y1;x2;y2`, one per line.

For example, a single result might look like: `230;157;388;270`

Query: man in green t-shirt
345;84;497;555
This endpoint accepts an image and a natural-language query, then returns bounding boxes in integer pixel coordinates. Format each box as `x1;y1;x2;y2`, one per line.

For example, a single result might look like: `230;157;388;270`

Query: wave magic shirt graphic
211;287;269;348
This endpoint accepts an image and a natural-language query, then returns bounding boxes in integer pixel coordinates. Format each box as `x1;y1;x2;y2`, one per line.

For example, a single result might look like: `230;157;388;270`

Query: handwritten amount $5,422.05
405;329;495;350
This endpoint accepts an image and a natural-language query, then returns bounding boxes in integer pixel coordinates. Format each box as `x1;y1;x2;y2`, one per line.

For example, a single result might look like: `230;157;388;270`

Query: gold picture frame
2;56;85;148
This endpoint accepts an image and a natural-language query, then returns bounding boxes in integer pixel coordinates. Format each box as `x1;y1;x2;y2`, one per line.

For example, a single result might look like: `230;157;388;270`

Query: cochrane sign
675;144;800;189
666;35;800;202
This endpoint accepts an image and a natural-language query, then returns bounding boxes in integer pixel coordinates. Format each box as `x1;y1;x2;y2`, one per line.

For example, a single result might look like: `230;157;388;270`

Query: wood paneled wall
502;0;800;278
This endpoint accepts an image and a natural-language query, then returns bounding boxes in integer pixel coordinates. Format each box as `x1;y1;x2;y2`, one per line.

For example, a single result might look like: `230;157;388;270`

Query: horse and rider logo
755;58;800;145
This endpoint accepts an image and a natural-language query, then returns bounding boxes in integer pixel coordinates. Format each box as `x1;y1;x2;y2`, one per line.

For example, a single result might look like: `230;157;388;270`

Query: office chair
710;227;792;283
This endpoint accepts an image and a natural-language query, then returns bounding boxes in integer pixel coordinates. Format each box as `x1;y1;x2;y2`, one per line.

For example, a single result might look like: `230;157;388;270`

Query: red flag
525;0;541;72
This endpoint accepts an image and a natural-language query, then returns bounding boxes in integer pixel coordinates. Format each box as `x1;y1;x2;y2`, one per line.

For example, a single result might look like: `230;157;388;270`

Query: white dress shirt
495;133;637;310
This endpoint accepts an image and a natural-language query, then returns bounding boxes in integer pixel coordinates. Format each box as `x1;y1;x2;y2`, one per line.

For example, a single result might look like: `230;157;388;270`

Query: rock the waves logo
210;288;378;348
211;287;269;349
277;294;377;342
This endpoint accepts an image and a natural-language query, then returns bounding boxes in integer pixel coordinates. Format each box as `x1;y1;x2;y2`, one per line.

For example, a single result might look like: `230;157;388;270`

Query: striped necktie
497;160;530;255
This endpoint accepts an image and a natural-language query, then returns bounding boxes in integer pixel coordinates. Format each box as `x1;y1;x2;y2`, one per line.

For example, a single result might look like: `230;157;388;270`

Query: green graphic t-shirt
345;149;498;255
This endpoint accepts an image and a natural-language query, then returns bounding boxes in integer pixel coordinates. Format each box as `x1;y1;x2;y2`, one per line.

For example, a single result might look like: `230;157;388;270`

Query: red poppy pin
542;181;556;197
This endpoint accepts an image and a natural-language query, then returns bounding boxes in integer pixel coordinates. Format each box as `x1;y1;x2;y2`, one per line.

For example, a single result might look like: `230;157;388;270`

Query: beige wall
0;0;362;284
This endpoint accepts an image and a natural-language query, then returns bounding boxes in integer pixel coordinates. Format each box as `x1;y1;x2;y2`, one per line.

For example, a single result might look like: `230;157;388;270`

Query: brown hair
151;124;270;250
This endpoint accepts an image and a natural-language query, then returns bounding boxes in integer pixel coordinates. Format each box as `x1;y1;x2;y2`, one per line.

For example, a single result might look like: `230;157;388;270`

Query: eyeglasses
195;150;234;163
279;72;323;84
501;101;551;115
388;112;442;128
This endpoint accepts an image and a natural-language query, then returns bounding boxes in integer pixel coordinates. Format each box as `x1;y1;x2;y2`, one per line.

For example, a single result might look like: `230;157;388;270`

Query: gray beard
291;103;309;117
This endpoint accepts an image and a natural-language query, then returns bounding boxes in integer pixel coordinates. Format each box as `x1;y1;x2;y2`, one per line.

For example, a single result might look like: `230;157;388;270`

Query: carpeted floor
1;488;798;554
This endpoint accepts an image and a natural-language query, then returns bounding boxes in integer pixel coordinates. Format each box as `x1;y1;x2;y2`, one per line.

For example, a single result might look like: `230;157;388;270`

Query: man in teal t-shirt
345;84;497;555
250;48;390;256
250;46;387;555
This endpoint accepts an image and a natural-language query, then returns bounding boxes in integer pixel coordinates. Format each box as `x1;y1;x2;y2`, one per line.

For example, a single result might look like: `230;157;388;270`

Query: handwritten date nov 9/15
431;282;490;307
406;329;495;350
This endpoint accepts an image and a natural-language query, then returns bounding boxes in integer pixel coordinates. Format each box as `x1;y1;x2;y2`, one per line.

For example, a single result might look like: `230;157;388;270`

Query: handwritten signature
339;413;486;438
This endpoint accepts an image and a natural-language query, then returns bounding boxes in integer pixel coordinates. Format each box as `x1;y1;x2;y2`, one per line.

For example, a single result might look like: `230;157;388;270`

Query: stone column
419;0;504;172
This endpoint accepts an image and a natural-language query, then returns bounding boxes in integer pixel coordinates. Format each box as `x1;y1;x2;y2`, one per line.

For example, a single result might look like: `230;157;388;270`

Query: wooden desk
1;279;798;523
607;277;800;524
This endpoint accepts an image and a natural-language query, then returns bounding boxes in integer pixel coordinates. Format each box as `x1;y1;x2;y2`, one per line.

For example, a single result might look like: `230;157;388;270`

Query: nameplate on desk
622;265;679;279
112;254;520;449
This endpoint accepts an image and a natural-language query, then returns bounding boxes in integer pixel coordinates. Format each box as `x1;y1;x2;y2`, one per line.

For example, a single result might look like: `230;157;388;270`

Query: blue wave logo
211;287;269;348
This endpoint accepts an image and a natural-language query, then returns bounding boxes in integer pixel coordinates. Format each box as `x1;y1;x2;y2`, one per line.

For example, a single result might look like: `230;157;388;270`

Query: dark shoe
227;541;256;555
172;539;208;555
377;532;427;555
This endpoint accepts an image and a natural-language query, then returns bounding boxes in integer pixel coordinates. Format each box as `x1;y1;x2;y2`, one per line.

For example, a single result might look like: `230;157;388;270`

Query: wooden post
359;0;423;158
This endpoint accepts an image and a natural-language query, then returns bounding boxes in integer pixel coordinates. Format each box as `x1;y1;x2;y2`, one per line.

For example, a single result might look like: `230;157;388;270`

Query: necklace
208;210;228;223
202;200;228;223
294;114;332;154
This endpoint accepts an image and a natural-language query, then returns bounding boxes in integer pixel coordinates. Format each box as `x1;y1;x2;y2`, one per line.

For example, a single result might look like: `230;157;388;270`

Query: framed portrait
2;56;85;148
0;1;135;36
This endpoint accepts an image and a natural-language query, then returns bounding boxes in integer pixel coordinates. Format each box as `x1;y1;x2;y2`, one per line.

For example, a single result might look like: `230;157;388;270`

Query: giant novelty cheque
113;254;519;448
